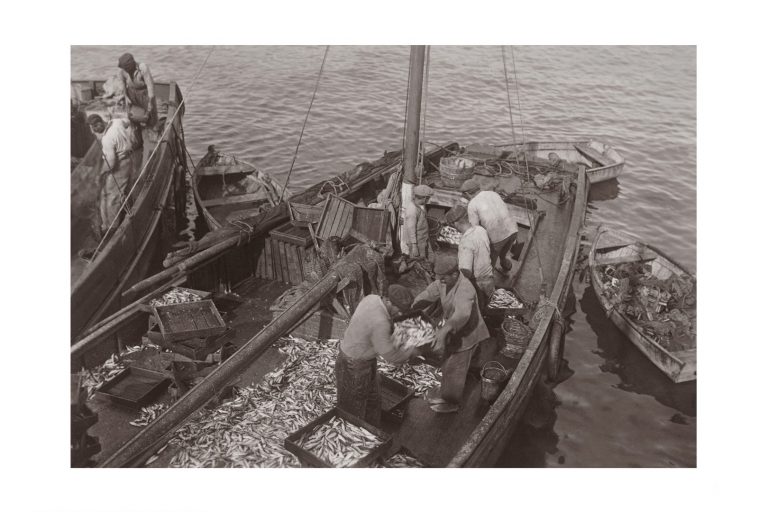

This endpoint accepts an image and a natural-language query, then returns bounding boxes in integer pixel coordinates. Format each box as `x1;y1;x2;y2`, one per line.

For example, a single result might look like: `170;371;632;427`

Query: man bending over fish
335;285;419;426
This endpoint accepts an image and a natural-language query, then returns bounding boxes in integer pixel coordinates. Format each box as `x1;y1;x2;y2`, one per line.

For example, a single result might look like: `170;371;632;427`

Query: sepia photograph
69;44;696;469
6;1;766;510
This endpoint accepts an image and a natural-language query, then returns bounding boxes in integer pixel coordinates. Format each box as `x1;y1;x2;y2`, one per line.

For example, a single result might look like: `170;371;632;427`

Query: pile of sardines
296;415;383;467
392;317;436;350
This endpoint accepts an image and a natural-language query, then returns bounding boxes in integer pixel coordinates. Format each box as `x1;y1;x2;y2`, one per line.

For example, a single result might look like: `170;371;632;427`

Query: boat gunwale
448;165;589;467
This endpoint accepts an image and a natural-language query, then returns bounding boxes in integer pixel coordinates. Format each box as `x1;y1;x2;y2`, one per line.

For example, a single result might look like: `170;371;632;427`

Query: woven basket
439;157;475;189
501;317;533;357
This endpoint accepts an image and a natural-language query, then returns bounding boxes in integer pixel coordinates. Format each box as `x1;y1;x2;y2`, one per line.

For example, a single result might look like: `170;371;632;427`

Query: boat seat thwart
574;143;611;168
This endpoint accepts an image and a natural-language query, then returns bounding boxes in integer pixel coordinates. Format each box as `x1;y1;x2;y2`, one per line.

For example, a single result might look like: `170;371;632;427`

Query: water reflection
580;284;696;417
588;178;621;202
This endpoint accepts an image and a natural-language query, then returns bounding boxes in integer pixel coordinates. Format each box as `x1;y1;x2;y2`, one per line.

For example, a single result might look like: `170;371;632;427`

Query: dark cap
433;253;459;275
86;114;104;126
387;284;413;312
444;205;467;224
118;53;135;70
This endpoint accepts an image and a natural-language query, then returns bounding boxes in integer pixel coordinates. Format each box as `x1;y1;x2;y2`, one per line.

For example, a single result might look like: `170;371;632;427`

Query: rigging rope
89;45;216;262
501;45;545;288
277;45;330;205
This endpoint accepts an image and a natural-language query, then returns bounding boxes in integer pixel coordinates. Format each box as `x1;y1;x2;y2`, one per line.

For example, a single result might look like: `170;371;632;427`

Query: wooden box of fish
380;375;415;424
391;311;437;351
96;366;171;408
486;288;526;313
151;299;226;343
380;446;429;468
284;407;392;468
436;225;462;247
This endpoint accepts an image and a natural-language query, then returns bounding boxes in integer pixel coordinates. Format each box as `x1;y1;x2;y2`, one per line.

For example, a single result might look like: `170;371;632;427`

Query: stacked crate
259;223;317;285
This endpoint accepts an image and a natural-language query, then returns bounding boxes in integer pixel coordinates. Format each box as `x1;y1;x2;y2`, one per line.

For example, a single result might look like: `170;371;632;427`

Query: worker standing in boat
336;285;417;426
412;253;490;413
404;184;435;262
87;114;141;236
444;205;495;309
460;178;518;274
117;53;156;129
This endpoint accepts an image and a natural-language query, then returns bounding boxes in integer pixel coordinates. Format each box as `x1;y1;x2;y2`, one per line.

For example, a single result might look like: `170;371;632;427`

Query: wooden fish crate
380;375;415;424
271;222;313;247
96;367;171;408
316;194;355;241
151;299;226;342
350;206;390;244
284;407;392;468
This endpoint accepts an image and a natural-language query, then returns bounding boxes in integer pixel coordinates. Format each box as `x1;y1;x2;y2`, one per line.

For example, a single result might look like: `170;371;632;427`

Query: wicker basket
501;316;533;357
439;156;475;189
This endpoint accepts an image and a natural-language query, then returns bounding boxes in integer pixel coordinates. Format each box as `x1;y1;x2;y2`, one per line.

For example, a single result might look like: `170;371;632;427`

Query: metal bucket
480;361;507;402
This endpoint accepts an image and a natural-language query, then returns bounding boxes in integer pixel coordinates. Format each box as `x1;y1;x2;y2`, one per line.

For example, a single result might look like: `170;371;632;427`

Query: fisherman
117;52;156;128
87;114;141;236
460;178;518;274
444;204;495;309
412;253;490;413
336;285;418;426
404;184;435;262
198;145;220;168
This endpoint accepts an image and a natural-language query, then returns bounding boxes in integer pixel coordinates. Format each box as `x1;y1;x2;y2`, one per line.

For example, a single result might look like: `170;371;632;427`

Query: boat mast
403;45;426;185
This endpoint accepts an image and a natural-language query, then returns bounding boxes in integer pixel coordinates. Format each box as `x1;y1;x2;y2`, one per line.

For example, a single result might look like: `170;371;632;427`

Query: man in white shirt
445;204;495;308
87;114;141;235
460;178;518;274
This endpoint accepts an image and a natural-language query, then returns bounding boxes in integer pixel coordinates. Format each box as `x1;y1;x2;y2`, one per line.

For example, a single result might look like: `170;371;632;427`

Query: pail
501;316;533;357
480;361;508;402
439;156;475;189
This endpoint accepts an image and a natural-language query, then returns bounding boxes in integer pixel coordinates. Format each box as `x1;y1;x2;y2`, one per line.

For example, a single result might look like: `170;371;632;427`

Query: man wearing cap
412;253;490;413
336;285;418;426
460;178;518;274
403;184;435;261
87;114;141;235
445;205;495;309
117;53;156;127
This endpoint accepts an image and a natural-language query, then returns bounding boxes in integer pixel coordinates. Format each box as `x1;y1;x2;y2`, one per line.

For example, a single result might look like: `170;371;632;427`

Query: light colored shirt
413;273;489;351
100;119;138;170
404;202;429;247
467;190;517;243
458;225;493;280
341;295;411;364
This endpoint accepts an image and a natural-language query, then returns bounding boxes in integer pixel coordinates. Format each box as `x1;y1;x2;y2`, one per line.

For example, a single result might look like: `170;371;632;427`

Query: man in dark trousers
412;253;490;413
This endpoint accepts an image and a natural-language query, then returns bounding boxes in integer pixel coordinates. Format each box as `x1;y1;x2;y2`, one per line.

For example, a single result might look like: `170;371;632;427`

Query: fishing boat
70;79;188;340
588;228;696;383
191;151;285;231
496;139;624;184
70;46;596;468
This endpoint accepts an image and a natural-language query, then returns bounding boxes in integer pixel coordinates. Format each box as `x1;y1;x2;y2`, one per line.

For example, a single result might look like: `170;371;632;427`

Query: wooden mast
398;45;426;254
403;45;426;185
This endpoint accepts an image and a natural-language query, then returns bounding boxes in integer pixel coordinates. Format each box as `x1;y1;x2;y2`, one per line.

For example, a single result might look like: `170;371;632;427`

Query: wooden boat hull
70;80;187;340
588;229;696;383
498;140;624;183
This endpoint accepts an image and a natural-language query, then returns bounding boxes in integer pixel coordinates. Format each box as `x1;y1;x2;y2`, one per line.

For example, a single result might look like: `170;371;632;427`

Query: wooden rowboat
495;139;624;183
191;153;285;231
70;80;188;340
588;228;696;383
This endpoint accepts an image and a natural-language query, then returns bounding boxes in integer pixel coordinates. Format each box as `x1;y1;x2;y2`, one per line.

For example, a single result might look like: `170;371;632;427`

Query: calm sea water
71;45;696;467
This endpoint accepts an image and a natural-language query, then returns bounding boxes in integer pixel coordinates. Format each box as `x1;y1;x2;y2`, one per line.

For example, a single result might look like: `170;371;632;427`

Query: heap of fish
378;360;441;397
129;403;168;427
164;337;339;468
392;317;436;351
296;415;383;467
488;288;524;309
437;225;462;245
148;288;203;307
